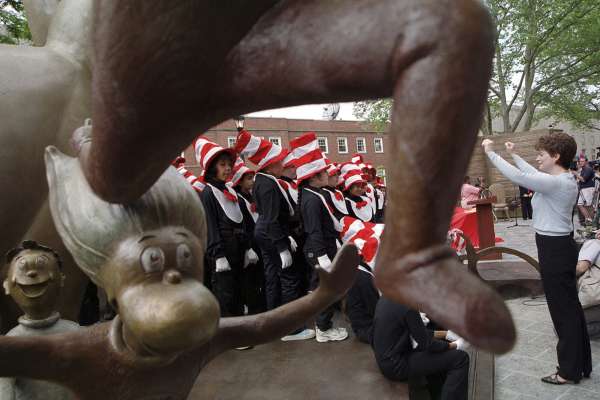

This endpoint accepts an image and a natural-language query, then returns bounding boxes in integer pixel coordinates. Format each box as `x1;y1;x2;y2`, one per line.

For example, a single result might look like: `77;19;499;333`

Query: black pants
346;268;380;343
379;350;469;400
536;234;592;381
242;255;266;315
305;245;338;331
520;196;533;219
209;234;245;317
255;229;303;310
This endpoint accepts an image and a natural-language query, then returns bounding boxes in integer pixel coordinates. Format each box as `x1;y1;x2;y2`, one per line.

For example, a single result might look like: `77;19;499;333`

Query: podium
467;197;501;260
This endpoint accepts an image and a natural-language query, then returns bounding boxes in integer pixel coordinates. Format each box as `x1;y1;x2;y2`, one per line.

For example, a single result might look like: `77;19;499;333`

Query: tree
0;0;31;44
354;0;600;134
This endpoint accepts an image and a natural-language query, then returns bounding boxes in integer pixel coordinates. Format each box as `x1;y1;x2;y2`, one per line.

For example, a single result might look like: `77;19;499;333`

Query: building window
317;137;329;154
337;137;348;154
227;137;237;148
374;137;384;153
356;137;366;153
377;167;386;185
269;137;281;147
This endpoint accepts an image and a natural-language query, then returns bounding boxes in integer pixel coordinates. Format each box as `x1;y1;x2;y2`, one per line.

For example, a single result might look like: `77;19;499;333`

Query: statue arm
207;245;360;358
0;335;70;383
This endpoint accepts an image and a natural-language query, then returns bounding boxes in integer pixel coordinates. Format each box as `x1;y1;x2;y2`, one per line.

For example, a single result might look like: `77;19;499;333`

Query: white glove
419;312;430;326
279;250;293;269
446;330;460;342
215;257;231;273
453;338;470;351
288;236;298;252
317;254;333;273
243;248;259;268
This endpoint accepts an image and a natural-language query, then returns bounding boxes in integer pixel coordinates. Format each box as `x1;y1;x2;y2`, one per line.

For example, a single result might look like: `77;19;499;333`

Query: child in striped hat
234;130;315;341
340;163;374;223
230;157;265;315
194;138;258;319
294;134;348;343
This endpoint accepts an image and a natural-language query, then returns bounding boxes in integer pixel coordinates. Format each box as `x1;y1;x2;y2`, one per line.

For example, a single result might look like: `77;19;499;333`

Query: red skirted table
451;198;502;260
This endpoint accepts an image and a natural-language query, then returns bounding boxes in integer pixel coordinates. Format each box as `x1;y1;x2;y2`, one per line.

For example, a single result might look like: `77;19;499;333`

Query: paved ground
494;219;600;399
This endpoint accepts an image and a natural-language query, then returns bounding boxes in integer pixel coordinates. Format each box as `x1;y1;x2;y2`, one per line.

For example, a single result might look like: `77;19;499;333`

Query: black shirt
372;298;449;368
253;173;291;252
300;186;339;258
200;179;249;259
580;165;595;189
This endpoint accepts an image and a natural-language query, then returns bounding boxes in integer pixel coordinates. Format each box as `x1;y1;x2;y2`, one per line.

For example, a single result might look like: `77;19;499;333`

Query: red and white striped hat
326;162;339;177
283;131;318;168
176;165;206;193
193;137;236;171
287;133;330;182
340;162;367;191
351;153;367;169
339;216;384;269
230;157;254;187
234;130;289;171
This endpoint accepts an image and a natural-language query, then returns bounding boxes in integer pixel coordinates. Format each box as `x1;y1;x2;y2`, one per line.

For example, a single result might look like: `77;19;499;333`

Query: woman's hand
505;142;515;154
481;139;494;153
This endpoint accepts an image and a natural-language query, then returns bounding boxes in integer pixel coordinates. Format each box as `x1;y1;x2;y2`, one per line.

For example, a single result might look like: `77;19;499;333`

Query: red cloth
450;207;503;250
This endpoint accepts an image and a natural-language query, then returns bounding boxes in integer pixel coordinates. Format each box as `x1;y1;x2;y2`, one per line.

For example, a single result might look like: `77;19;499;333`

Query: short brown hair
535;132;576;169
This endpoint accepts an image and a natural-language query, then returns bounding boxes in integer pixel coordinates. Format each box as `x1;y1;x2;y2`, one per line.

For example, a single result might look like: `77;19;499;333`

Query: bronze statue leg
211;0;514;352
88;0;514;351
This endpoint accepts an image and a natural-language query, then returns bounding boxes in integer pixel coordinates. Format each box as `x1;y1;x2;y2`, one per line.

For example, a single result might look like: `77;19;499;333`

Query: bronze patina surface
0;150;360;399
0;240;80;400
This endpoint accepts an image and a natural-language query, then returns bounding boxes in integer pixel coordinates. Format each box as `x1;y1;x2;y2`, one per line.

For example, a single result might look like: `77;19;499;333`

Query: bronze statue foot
375;245;516;354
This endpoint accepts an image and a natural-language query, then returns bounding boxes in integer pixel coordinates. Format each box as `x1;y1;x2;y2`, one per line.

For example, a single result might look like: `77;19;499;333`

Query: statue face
100;227;220;358
3;249;64;318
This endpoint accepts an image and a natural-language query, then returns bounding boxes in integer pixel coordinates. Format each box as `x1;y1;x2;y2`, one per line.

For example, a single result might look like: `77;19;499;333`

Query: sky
248;102;359;121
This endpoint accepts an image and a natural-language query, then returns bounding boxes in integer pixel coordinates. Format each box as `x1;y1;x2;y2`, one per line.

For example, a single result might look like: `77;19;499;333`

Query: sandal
541;373;578;385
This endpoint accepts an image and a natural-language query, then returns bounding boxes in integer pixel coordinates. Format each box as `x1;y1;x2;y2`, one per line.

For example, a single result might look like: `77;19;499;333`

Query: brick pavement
493;220;600;399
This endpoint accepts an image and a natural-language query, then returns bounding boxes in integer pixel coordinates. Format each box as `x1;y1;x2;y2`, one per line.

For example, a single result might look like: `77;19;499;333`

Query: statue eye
176;244;193;269
36;255;49;266
140;247;165;273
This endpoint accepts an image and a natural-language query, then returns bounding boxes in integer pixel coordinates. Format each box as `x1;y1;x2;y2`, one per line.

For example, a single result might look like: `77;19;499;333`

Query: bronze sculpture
79;0;515;352
0;240;79;400
0;0;94;331
0;148;360;399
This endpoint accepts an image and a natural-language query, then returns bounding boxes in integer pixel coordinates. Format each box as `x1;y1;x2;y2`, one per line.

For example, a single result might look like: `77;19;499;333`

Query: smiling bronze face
99;226;220;359
4;248;64;320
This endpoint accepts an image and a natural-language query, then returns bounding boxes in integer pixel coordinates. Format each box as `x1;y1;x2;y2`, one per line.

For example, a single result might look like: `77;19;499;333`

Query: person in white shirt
482;132;592;385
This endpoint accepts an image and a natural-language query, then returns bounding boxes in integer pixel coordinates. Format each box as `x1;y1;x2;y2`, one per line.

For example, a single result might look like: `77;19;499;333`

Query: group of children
173;130;386;344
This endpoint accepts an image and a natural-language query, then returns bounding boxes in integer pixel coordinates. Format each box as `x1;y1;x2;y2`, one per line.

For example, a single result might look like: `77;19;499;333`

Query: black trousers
346;268;380;343
520;196;533;219
255;229;303;310
242;256;266;315
305;244;338;331
208;234;245;317
536;234;592;381
378;350;469;400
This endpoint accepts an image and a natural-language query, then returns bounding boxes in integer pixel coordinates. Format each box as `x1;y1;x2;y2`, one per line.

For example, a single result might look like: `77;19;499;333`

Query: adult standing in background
482;133;592;384
460;176;481;209
576;157;595;225
518;186;533;220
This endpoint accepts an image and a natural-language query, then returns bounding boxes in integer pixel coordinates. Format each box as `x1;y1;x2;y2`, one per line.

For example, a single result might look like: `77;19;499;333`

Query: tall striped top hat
351;154;367;169
340;162;367;191
230;157;254;187
234;130;289;171
287;133;330;182
326;162;339;177
193;137;236;172
283;131;318;168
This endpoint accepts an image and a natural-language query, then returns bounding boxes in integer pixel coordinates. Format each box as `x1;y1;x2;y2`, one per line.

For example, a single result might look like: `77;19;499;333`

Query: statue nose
26;270;38;278
164;269;182;285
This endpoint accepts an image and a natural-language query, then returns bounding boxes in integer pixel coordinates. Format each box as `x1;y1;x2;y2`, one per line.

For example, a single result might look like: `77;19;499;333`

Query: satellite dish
323;103;341;120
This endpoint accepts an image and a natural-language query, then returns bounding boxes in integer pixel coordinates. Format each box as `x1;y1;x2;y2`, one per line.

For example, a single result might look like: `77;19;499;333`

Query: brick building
181;117;390;182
